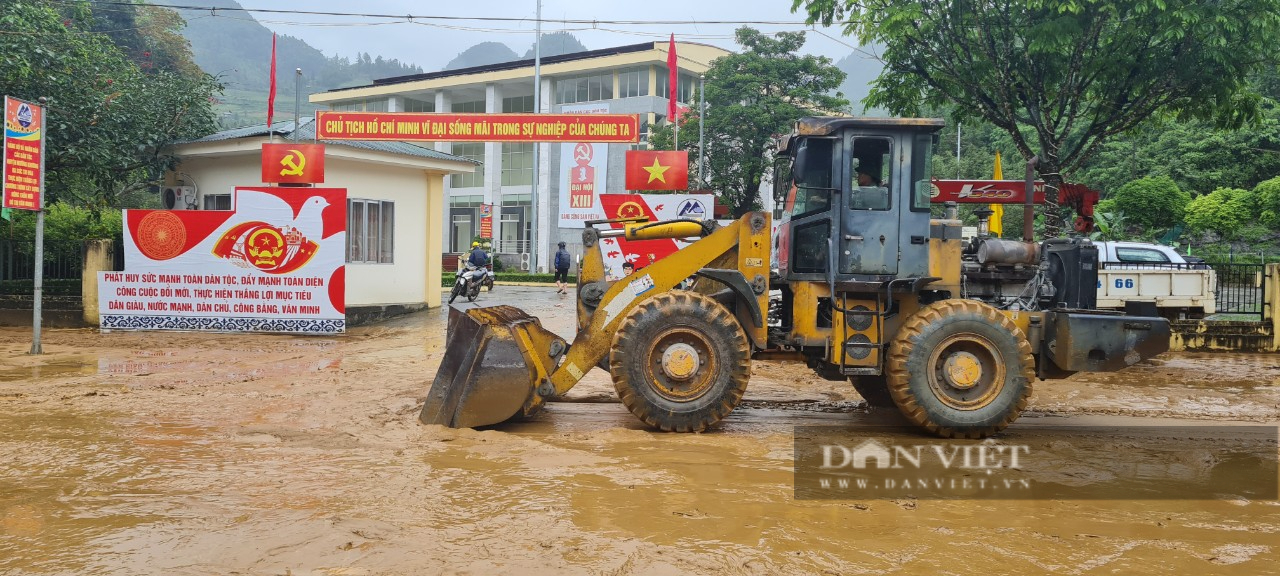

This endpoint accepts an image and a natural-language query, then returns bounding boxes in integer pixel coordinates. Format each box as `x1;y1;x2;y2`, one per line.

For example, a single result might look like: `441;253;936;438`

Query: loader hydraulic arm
420;213;772;429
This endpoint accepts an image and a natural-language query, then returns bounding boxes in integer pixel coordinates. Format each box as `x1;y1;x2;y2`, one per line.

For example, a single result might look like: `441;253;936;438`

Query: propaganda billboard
558;103;612;228
2;96;43;211
99;187;347;334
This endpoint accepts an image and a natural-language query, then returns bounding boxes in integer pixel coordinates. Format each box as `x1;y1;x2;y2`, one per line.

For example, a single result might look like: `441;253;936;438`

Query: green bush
1255;176;1280;228
6;204;122;257
1184;187;1256;239
1110;176;1189;231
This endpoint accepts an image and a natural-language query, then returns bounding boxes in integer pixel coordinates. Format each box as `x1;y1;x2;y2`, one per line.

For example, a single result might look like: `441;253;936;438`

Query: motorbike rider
462;241;489;285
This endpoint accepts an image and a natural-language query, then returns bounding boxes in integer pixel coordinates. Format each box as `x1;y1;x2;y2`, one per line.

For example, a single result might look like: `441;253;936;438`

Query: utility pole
530;0;542;272
698;74;706;188
955;122;961;179
30;97;49;354
293;68;302;140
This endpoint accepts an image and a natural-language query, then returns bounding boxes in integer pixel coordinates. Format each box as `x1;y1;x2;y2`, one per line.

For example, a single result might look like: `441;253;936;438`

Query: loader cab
774;117;944;283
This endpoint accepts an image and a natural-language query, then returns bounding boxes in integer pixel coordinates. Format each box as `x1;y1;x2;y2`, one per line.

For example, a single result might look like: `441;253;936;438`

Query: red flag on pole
667;34;678;122
266;33;277;129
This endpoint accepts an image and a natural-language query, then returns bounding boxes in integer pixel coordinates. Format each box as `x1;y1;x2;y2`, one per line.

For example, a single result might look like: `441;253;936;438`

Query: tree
1109;176;1190;232
1075;101;1280;196
796;0;1280;236
1184;187;1257;239
1;0;218;207
1256;176;1280;228
651;28;848;216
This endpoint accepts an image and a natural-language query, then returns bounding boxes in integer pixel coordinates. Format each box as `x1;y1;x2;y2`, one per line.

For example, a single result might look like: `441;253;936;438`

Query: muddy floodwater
2;286;1278;575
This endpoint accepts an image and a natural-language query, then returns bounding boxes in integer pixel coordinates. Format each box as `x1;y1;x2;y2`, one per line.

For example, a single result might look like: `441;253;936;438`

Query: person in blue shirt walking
553;241;572;294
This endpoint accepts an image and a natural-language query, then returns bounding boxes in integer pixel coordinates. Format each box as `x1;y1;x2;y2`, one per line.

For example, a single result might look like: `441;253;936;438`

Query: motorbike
449;263;495;304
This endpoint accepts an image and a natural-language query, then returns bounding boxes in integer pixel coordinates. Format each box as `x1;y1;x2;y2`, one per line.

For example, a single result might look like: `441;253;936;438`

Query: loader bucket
420;305;561;428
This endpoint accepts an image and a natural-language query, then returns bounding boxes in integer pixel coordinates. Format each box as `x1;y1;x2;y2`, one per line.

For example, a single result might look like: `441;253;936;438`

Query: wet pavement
1;286;1278;575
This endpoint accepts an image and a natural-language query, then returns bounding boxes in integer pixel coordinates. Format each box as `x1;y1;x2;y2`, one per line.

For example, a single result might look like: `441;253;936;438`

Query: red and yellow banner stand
2;96;44;211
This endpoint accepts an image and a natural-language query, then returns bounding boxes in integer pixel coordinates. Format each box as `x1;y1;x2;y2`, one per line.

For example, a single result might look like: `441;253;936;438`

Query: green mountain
169;0;423;128
834;46;886;116
521;32;589;59
443;32;591;70
444;42;520;70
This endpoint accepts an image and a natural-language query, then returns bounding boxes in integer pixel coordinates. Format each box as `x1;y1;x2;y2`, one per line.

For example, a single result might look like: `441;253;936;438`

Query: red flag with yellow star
625;150;688;191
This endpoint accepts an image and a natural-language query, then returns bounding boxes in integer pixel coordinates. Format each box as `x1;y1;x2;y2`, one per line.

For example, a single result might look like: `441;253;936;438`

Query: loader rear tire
611;292;751;432
886;300;1034;439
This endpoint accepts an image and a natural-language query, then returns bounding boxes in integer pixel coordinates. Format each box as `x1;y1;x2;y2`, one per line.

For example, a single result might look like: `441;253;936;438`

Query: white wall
175;153;445;309
324;157;433;307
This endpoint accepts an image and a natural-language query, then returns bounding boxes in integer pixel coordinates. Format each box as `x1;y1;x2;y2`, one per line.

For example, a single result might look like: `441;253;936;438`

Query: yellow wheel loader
421;117;1170;438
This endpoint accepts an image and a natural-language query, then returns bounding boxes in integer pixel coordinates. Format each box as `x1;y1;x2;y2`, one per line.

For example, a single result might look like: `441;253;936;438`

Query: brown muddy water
1;286;1278;575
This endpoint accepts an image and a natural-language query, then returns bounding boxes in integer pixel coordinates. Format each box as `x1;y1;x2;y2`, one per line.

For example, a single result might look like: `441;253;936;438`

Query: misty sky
232;0;861;71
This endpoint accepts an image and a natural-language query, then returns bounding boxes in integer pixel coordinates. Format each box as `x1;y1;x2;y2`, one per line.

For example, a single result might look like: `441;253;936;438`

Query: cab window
791;138;835;218
910;134;934;211
1115;247;1171;263
849;137;891;211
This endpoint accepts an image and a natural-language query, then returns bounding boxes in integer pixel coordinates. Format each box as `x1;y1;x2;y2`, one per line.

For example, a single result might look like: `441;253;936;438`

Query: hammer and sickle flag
625;150;688;191
262;143;325;184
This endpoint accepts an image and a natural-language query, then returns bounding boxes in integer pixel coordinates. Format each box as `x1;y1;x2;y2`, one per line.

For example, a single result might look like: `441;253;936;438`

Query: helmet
471;241;480;248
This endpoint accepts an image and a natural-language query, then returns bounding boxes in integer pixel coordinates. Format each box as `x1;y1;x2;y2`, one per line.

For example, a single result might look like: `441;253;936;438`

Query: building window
329;99;390;112
502;95;534;113
555;72;613;104
498;194;532;254
347;199;394;264
618;68;649;98
450;195;484;253
452;100;485;113
202;194;231;210
501;143;533;186
449;142;486;188
404;97;435;112
656;69;696;104
629;115;653;151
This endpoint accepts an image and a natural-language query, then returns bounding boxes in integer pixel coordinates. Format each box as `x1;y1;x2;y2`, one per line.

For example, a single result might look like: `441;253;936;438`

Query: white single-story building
165;118;478;320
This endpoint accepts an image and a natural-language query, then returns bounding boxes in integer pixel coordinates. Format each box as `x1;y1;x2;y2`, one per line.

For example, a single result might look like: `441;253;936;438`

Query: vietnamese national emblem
213;222;318;274
616;201;645;220
135;211;188;261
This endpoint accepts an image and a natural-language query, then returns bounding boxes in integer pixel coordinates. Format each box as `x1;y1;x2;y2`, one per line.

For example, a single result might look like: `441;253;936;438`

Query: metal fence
0;239;84;281
492;239;530;254
1208;262;1267;316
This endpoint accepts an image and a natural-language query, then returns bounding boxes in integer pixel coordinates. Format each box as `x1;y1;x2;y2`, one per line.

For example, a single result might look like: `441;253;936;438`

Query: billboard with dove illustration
98;187;347;334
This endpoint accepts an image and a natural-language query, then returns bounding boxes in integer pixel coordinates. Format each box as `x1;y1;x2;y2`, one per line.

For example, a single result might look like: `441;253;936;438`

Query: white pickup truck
1094;241;1216;318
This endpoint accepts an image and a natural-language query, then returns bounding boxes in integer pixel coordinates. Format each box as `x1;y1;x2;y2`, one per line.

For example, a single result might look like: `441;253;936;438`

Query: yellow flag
990;151;1004;237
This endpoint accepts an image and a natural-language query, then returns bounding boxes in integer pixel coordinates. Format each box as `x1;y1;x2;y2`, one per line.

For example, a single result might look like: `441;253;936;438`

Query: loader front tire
611;292;751;432
886;300;1034;439
849;376;896;409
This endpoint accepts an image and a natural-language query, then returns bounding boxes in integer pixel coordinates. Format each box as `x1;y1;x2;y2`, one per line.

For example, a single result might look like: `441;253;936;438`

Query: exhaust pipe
1025;155;1038;243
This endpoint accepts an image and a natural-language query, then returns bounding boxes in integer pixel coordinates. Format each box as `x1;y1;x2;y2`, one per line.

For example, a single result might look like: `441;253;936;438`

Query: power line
81;1;815;26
